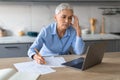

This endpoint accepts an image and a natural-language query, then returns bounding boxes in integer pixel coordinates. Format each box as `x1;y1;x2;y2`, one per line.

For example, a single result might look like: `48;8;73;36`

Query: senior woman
28;3;85;64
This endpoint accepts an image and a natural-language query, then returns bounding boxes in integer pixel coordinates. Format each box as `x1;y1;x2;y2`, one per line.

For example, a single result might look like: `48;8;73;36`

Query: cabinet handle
5;46;19;49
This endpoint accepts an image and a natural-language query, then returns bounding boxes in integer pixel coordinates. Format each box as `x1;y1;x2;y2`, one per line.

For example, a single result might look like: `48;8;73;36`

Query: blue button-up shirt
28;22;85;58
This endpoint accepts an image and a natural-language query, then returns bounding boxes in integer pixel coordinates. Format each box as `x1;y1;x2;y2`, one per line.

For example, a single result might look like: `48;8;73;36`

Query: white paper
43;56;66;67
14;56;66;75
14;61;56;75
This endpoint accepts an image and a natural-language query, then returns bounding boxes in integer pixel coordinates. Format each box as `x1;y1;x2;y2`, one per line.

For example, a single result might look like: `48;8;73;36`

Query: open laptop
62;42;107;71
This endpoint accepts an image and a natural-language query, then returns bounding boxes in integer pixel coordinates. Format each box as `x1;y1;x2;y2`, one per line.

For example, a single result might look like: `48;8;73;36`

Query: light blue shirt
28;22;85;58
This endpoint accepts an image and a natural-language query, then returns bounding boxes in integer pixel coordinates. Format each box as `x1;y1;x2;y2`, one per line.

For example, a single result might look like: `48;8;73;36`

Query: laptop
62;42;107;71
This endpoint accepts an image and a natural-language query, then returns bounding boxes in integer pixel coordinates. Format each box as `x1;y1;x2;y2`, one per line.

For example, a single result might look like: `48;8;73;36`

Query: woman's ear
54;15;57;22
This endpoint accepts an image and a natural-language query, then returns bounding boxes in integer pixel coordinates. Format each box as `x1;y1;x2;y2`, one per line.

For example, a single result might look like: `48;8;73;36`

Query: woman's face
54;9;73;30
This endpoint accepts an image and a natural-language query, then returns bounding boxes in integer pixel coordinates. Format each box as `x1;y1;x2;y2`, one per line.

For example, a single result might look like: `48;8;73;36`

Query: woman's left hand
72;15;81;37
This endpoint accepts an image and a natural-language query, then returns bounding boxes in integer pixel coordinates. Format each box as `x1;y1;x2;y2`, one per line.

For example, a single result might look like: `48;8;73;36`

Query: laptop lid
62;42;107;71
82;41;107;70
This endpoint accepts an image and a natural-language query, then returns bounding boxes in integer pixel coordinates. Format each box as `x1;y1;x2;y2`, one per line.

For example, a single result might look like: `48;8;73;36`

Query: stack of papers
14;56;66;75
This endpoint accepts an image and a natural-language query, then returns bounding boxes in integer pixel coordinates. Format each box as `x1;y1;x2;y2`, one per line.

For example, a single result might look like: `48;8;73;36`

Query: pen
34;48;46;64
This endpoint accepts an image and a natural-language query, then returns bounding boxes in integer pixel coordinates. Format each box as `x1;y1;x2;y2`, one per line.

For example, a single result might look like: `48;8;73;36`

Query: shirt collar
51;22;71;37
64;28;71;37
51;22;57;35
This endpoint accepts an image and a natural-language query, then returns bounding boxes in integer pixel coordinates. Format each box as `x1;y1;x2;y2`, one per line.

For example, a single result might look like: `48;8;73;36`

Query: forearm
72;37;85;55
27;38;43;59
28;48;36;59
76;26;81;37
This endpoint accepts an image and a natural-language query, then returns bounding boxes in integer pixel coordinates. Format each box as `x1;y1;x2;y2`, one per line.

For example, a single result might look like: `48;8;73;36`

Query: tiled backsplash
0;2;120;36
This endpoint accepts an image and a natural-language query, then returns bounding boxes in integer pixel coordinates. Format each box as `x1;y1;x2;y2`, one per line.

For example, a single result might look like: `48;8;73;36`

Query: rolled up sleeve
72;36;85;55
27;28;45;59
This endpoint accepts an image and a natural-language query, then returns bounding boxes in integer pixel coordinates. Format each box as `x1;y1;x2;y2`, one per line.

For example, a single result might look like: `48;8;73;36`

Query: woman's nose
65;18;69;23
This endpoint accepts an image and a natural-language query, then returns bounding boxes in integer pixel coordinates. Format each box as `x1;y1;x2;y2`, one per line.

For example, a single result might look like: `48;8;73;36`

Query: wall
0;2;119;36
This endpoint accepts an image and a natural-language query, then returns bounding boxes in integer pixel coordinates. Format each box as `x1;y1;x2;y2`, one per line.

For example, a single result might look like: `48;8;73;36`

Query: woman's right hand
33;54;46;64
72;15;81;37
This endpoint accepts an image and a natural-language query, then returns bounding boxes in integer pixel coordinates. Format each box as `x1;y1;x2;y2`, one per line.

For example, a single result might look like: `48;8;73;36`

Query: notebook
0;68;40;80
62;42;107;71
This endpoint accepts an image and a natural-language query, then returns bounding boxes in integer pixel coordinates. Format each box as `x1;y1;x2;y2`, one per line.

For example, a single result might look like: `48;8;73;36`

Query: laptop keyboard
62;57;84;69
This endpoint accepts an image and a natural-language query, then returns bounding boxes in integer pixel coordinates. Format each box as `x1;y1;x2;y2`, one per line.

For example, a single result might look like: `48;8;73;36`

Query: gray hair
55;3;73;14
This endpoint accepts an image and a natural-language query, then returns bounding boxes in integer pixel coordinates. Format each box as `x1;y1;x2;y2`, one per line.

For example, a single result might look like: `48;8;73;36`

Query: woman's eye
61;16;66;18
68;17;72;20
61;15;72;20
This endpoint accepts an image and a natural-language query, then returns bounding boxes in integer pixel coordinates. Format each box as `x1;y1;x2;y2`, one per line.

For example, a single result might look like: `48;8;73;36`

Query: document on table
14;56;66;75
14;61;55;75
43;56;66;67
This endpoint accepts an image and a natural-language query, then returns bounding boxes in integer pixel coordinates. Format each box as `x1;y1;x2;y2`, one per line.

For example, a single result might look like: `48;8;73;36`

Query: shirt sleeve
72;36;85;55
27;28;45;59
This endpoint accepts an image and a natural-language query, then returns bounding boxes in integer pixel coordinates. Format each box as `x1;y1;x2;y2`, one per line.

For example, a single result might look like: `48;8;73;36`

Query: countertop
0;34;120;44
0;36;35;44
82;34;120;41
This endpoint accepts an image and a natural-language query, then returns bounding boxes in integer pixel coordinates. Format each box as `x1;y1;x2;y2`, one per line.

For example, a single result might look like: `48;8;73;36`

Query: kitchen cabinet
84;39;120;52
0;43;31;58
0;36;35;58
0;34;119;58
